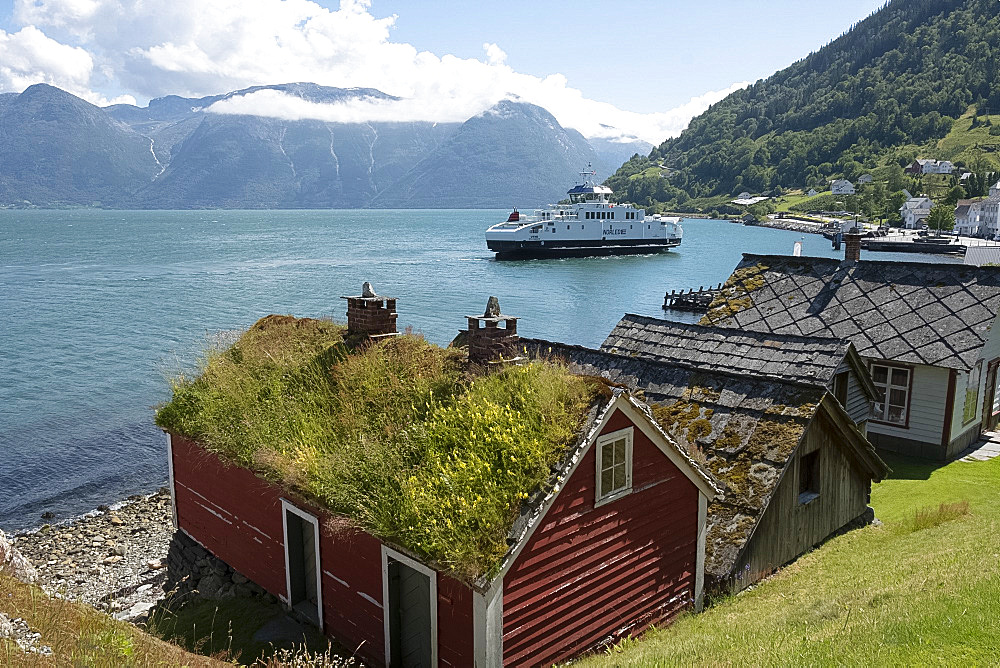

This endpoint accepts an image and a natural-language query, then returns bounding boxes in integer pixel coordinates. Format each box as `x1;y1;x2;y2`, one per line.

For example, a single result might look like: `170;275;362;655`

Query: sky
0;0;886;144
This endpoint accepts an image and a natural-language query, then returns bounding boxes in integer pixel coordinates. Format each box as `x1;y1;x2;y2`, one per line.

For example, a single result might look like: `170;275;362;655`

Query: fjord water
0;210;945;531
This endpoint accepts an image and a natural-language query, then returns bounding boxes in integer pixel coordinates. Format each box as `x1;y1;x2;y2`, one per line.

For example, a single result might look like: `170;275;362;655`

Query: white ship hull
485;166;682;259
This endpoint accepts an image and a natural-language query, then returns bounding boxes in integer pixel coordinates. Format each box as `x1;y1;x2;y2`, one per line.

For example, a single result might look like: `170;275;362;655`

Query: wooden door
388;559;432;668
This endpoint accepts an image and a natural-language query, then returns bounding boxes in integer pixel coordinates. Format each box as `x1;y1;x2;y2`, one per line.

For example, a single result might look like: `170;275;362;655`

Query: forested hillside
609;0;1000;210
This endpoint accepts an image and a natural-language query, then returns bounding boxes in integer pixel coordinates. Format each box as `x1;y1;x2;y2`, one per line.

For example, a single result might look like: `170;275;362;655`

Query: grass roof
156;315;603;580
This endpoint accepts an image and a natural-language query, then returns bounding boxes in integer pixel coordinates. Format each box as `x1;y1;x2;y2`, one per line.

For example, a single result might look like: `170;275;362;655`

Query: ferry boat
485;166;682;259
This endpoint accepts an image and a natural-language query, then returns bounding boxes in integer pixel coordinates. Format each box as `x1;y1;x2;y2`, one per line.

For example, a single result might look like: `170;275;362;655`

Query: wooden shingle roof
601;314;852;387
704;254;1000;371
523;338;886;580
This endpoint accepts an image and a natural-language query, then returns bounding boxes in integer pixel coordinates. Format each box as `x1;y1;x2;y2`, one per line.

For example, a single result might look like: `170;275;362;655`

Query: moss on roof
700;262;769;326
156;315;603;580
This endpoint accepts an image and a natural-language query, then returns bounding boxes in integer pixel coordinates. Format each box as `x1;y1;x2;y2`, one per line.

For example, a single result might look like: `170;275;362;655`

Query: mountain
608;0;1000;208
0;82;632;208
0;84;160;206
372;101;601;208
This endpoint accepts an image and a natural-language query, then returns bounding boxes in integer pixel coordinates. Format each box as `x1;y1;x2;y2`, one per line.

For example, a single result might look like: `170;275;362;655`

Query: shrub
910;500;970;532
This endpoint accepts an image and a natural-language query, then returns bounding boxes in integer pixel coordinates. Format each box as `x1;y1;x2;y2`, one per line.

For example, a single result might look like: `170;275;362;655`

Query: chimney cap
341;280;393;300
468;295;519;321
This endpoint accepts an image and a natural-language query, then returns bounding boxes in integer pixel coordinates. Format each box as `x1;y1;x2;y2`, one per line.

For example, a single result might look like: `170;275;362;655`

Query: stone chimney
844;232;863;263
466;296;520;365
341;281;398;339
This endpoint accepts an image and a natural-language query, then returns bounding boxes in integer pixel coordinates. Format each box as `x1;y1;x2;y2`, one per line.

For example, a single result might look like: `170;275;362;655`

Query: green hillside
577;453;1000;666
609;0;1000;211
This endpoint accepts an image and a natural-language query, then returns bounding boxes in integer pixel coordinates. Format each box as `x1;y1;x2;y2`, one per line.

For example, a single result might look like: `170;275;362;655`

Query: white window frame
870;363;911;427
594;427;634;507
280;499;324;628
381;545;438;667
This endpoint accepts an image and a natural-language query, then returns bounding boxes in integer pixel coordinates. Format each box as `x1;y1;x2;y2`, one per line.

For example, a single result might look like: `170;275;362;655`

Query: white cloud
0;25;133;105
7;0;745;142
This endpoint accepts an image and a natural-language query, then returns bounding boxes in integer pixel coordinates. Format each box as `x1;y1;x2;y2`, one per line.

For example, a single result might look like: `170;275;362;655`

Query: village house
973;180;1000;239
858;174;874;184
161;291;720;668
954;198;983;236
900;195;933;228
704;248;1000;459
807;188;818;197
831;179;855;195
906;159;954;175
524;315;887;593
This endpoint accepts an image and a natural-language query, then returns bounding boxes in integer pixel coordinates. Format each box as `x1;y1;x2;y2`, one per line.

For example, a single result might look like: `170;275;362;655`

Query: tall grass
156;315;600;578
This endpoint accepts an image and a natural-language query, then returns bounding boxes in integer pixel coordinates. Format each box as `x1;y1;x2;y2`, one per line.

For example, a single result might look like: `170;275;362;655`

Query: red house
162;294;719;667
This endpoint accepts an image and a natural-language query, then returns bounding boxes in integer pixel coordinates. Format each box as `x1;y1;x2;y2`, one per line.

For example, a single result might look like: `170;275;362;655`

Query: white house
714;254;1000;460
908;159;954;175
955;199;983;236
900;196;933;228
976;182;1000;239
807;188;818;197
831;179;855;195
858;174;874;184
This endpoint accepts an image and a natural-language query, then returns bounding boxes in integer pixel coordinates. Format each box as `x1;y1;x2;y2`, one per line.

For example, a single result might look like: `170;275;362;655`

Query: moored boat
485;166;682;259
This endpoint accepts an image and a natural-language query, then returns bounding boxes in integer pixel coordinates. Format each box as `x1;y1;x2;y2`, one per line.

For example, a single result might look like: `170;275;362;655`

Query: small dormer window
595;428;633;505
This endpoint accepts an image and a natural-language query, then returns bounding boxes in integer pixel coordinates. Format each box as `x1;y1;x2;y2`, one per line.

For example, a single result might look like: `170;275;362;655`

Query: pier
663;284;722;311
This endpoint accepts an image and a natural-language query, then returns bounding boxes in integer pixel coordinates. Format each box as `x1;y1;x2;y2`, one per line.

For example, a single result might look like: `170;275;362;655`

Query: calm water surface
0;210;952;530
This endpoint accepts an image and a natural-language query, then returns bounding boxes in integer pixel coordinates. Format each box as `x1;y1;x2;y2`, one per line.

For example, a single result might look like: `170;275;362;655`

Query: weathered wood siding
501;409;699;668
170;434;474;668
867;362;949;457
732;410;871;588
833;359;871;427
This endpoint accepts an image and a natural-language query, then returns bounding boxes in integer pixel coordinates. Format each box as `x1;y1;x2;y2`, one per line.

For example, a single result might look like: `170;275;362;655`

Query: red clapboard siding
501;410;699;668
170;435;287;597
437;576;475;667
171;433;477;668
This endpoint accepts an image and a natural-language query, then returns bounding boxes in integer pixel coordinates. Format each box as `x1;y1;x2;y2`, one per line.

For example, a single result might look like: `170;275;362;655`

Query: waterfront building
708;252;1000;460
900;196;933;228
163;294;720;668
524;315;888;594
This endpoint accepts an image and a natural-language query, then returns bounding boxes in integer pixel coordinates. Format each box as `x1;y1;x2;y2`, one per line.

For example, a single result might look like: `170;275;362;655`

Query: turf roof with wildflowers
156;315;605;580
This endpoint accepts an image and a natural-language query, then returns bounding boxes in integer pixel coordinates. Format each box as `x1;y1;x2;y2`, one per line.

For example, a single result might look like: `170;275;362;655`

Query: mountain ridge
0;82;648;209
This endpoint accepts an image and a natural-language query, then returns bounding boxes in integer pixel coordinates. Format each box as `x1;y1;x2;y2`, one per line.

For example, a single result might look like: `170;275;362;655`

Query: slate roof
522;337;886;581
704;254;1000;371
601;314;852;387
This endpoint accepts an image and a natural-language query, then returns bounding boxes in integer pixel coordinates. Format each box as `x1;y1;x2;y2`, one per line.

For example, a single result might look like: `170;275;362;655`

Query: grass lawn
575;453;1000;666
772;190;821;212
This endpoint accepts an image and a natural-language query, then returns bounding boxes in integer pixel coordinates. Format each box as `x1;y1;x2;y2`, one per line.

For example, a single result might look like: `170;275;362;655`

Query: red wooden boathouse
167;389;718;667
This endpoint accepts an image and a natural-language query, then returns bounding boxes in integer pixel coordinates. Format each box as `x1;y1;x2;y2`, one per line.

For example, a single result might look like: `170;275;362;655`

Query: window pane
614;440;626;465
891;368;908;386
874;387;886;403
601;468;614;496
873;401;885;419
888;406;905;423
602;444;614;470
613;463;626;490
872;366;888;384
889;388;907;406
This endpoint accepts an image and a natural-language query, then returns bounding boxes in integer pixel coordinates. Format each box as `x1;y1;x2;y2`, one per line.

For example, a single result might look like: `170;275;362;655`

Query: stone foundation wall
165;530;275;604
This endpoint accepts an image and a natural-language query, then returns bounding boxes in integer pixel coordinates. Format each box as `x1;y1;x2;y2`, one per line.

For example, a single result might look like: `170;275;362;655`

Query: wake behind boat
485;166;683;259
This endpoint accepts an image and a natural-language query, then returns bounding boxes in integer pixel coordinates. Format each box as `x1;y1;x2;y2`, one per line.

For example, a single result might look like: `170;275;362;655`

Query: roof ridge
617;313;852;347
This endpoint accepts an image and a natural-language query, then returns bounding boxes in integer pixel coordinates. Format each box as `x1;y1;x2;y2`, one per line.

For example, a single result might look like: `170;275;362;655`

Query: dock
663;284;722;311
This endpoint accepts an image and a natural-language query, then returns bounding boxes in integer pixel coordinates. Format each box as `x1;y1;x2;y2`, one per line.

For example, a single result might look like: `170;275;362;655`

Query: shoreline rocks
10;489;175;621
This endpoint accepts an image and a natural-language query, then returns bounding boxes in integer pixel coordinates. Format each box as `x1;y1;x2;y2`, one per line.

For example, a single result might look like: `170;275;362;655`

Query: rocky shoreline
10;489;175;621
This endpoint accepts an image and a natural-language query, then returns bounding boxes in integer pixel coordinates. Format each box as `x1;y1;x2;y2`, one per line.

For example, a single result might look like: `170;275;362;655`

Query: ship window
612;212;615;219
567;225;570;230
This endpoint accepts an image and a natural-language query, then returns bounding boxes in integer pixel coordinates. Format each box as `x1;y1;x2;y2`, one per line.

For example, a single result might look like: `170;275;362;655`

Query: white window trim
594;426;634;508
870;363;911;426
280;498;324;629
165;432;177;529
381;545;438;667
